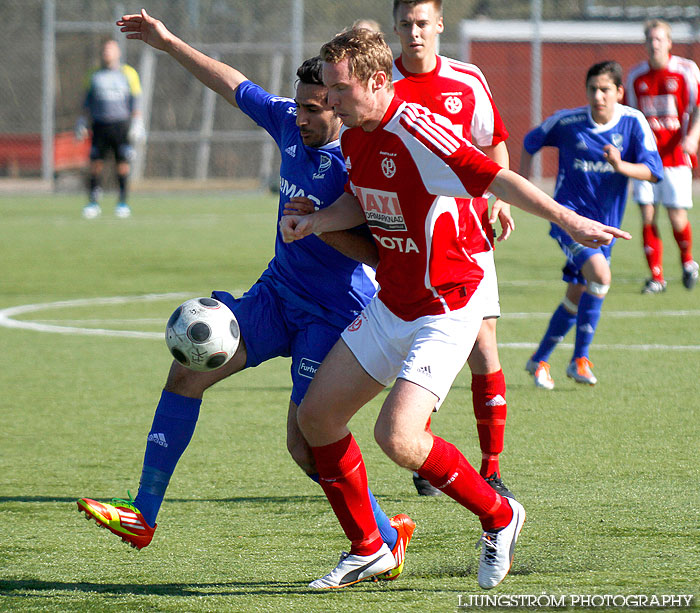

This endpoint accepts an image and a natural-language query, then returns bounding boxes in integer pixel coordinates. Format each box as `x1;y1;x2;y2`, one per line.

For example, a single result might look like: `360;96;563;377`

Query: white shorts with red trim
633;166;693;209
472;250;500;319
341;294;484;410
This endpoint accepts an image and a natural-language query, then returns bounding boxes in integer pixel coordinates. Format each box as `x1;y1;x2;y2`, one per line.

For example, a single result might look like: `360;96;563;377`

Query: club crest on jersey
611;133;623;150
355;186;407;231
666;78;678;92
444;95;463;114
381;157;396;178
313;154;332;179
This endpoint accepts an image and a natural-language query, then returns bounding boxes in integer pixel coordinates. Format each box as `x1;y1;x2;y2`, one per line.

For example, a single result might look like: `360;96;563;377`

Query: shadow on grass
0;578;420;597
0;495;328;504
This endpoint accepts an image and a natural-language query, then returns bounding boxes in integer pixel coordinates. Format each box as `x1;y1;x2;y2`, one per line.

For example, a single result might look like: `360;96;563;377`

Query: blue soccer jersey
524;104;663;228
235;80;376;328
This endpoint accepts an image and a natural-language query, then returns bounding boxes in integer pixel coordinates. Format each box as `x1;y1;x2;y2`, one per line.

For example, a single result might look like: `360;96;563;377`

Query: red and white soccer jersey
626;55;700;168
341;96;501;322
393;55;508;254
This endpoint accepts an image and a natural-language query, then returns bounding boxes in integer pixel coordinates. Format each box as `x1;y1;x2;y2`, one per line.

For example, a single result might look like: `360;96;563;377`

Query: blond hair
320;27;394;85
644;19;672;41
352;18;382;33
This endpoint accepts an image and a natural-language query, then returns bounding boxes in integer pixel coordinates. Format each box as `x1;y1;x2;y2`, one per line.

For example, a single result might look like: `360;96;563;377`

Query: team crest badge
444;95;462;114
313;154;332;179
612;133;623;150
381;157;396;178
666;78;678;92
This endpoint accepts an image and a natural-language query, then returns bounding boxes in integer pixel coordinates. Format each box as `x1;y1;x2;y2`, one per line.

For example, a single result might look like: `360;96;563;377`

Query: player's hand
128;116;146;143
564;212;631;247
603;144;622;171
117;9;172;51
489;199;515;241
283;196;317;216
279;214;315;243
74;117;88;141
681;134;699;158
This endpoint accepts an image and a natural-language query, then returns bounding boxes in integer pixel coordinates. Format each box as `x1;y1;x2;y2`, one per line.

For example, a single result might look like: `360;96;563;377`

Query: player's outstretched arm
280;192;367;243
117;9;246;107
489;169;631;247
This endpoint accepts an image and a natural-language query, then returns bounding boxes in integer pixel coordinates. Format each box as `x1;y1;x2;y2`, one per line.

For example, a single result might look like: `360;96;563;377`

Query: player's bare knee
374;423;422;469
164;362;209;396
296;400;328;438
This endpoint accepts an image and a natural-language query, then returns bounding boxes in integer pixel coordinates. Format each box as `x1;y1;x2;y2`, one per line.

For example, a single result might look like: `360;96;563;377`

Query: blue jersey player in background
520;61;663;389
77;9;415;581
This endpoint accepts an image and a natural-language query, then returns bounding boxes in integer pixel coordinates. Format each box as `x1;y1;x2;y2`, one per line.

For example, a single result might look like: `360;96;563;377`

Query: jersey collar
587;103;622;132
394;54;442;82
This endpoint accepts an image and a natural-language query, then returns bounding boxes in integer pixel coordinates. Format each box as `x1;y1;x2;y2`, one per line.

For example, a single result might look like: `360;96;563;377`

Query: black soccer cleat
412;472;442;496
682;260;699;290
484;472;515;499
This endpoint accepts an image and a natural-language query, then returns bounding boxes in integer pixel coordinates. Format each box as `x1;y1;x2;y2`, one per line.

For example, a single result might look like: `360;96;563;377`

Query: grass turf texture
0;192;698;612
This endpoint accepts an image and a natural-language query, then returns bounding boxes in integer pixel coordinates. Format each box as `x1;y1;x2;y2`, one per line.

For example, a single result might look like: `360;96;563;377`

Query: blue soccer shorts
212;278;345;406
549;223;612;285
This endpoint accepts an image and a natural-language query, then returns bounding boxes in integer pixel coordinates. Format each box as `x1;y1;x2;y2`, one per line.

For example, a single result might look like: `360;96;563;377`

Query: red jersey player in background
280;27;629;590
391;0;516;498
626;19;700;293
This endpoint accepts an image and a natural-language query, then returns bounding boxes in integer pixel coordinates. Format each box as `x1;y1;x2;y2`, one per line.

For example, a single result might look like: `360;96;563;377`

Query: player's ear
436;16;444;34
371;70;389;92
617;85;624;102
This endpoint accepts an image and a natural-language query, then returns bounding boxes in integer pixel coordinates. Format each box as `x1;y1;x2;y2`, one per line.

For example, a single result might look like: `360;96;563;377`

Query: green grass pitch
0;191;698;612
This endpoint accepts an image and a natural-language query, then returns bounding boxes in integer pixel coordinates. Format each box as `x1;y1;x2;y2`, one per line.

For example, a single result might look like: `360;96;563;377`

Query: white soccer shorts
341;294;484;410
633;166;693;209
472;250;501;319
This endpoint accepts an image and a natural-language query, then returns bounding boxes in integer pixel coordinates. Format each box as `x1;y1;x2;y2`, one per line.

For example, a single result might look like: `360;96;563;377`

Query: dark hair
296;56;324;86
586;60;623;88
393;0;443;18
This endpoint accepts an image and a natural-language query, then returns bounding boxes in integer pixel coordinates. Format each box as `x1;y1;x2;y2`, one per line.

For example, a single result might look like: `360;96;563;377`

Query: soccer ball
165;297;240;372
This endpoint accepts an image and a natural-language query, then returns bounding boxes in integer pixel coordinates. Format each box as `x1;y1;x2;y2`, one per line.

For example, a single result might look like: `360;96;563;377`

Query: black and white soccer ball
165;297;240;372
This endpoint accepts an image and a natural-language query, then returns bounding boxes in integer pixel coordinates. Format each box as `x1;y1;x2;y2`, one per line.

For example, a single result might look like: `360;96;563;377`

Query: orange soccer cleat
77;494;156;549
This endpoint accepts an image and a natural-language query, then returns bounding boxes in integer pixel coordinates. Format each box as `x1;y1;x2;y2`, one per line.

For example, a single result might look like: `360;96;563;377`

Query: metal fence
2;0;700;189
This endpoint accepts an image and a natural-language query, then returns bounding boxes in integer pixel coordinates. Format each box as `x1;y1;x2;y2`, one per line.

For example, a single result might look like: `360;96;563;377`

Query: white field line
0;295;699;350
0;293;192;340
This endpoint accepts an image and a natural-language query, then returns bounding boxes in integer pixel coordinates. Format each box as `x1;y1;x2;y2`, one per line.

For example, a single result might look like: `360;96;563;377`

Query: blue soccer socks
134;390;201;526
573;291;604;359
532;302;577;363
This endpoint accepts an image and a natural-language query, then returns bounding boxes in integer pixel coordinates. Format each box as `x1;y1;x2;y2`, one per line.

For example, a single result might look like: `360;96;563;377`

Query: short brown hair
393;0;443;19
644;18;672;41
586;60;623;88
320;27;394;85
